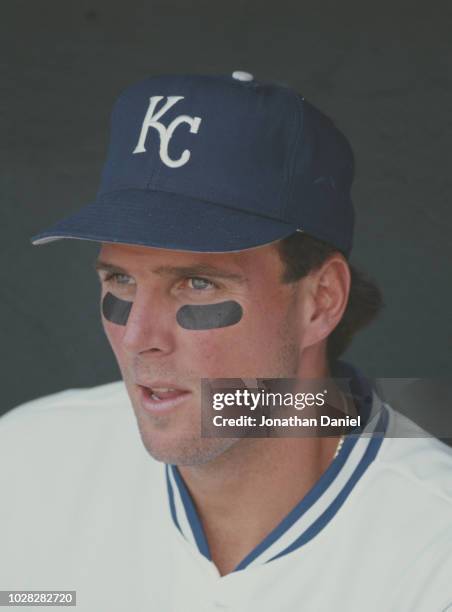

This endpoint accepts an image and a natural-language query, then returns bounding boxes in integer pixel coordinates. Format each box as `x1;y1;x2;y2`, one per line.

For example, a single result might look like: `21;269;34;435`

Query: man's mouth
147;387;186;401
136;382;191;413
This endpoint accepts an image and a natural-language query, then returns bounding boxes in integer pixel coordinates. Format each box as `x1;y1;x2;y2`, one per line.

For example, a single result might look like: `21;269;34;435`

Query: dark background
2;1;452;420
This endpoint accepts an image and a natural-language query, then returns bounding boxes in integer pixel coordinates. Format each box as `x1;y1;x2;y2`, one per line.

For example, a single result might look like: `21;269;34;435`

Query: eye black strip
102;294;243;330
176;301;243;330
102;292;133;326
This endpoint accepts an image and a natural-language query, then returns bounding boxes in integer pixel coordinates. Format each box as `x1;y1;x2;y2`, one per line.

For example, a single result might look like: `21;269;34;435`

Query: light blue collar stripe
166;464;198;549
165;464;182;535
170;465;211;561
266;406;389;565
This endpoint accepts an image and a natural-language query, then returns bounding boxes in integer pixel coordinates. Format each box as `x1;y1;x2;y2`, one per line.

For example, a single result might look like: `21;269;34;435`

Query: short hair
276;232;384;362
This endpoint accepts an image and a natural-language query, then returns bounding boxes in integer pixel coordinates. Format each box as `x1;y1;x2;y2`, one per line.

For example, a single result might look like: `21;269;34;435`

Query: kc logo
133;96;202;168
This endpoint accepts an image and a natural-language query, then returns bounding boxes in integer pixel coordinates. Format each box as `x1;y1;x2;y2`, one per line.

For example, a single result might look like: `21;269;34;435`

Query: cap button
232;70;254;82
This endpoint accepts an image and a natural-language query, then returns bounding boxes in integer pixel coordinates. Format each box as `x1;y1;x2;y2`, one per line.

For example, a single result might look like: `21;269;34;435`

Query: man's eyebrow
94;261;129;274
153;264;246;283
94;261;246;282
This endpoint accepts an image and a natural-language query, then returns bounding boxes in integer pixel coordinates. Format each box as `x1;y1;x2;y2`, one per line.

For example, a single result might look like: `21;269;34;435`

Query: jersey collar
165;361;388;572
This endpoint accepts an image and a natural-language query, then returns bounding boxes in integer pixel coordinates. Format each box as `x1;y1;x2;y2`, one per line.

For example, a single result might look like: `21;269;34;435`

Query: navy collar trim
165;362;387;571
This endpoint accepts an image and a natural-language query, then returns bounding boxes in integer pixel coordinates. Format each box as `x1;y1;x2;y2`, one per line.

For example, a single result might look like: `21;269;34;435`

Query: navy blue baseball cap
32;71;355;255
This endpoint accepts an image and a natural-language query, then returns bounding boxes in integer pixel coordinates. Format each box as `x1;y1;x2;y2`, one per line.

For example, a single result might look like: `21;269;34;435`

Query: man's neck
178;353;343;576
178;431;341;576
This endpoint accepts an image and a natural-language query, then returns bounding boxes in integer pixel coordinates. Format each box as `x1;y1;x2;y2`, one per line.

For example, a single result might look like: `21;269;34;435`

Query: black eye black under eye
176;302;242;329
101;292;243;330
102;292;132;325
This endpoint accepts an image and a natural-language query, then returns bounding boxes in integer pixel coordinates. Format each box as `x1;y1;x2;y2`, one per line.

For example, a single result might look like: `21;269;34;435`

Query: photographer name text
212;414;361;428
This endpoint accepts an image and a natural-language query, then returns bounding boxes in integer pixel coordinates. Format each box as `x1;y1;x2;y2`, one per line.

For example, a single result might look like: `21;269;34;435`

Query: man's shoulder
1;381;131;434
373;404;452;509
0;381;151;473
0;383;169;595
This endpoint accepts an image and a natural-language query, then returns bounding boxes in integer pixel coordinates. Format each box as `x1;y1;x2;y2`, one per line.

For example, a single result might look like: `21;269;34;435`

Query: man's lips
147;388;185;400
136;382;191;413
136;380;190;396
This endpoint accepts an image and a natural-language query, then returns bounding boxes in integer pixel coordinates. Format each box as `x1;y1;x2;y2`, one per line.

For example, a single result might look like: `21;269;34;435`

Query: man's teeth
149;388;178;400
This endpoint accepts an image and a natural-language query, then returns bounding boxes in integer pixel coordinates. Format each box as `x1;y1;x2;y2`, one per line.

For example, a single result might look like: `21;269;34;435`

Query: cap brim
31;189;299;253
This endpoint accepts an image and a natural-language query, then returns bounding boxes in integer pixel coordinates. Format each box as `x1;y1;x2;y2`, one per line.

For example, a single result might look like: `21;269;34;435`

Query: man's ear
297;254;351;350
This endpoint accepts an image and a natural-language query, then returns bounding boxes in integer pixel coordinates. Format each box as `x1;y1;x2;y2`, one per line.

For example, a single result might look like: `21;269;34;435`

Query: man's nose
120;289;176;355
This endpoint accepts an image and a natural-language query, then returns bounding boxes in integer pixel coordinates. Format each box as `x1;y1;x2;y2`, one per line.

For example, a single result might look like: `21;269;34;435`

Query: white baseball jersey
1;364;452;612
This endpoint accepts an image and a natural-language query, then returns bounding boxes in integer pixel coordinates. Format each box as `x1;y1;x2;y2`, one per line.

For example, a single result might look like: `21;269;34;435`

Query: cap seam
281;96;304;217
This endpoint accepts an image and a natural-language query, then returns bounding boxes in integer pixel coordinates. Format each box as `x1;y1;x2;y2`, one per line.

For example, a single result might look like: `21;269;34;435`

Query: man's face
96;242;305;465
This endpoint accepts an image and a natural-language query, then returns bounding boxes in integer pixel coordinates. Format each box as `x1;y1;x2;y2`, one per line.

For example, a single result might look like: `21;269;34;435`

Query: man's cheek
102;321;127;360
99;295;128;351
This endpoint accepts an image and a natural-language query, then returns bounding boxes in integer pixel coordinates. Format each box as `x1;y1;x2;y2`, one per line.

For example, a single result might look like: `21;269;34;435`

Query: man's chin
136;426;238;466
125;382;239;465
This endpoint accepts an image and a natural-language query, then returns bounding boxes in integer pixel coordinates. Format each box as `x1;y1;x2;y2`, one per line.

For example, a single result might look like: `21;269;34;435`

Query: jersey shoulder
376;404;452;507
0;381;154;477
2;380;130;424
1;381;133;439
0;383;169;597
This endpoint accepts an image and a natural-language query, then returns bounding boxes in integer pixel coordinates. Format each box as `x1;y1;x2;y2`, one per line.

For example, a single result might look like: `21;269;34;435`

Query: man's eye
187;277;215;290
105;273;134;285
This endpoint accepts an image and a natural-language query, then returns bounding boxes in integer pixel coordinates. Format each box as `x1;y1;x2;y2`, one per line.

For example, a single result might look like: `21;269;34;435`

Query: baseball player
1;71;452;612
